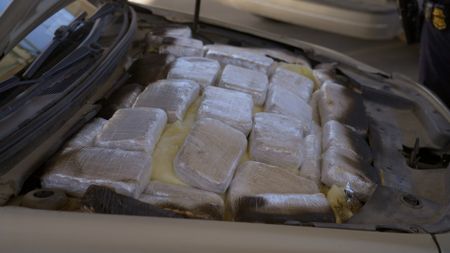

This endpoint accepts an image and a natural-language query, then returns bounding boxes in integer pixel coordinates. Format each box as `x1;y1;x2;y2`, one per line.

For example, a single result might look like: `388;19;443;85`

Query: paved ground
133;0;420;80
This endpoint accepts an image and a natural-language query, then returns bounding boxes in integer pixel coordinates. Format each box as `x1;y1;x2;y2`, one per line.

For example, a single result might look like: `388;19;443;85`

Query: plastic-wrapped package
321;146;378;202
133;79;200;123
146;25;192;50
139;181;224;220
159;37;204;57
41;147;152;198
198;86;253;135
228;161;333;222
146;35;165;50
313;63;337;86
322;120;373;162
270;66;314;102
167;57;221;89
100;83;143;118
145;24;198;51
232;193;334;223
265;85;312;133
95;108;167;153
249;113;304;170
174;118;247;193
278;63;318;90
149;24;192;38
318;81;369;135
219;64;268;106
63;118;107;151
204;44;274;74
128;53;176;85
250;48;311;66
299;134;322;185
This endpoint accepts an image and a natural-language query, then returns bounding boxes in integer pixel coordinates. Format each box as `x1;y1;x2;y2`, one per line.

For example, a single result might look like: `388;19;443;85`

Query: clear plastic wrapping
146;35;165;49
167;57;221;89
228;161;333;222
299;134;322;185
174;118;247;193
313;63;337;86
159;37;204;57
322;120;373;162
204;44;274;74
250;48;311;66
128;53;176;85
133;79;200;123
149;24;192;38
249;112;304;170
265;85;313;133
95;108;167;153
318;81;369;135
139;181;224;220
219;64;269;106
41;147;152;198
270;66;314;102
278;63;318;90
63;118;107;151
198;86;253;135
321;146;377;202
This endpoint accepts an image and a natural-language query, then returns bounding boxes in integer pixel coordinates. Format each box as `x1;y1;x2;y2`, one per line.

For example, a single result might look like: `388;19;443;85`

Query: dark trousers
419;13;450;108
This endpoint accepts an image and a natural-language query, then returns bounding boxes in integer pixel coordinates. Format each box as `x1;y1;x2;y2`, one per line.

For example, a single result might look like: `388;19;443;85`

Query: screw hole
401;194;422;209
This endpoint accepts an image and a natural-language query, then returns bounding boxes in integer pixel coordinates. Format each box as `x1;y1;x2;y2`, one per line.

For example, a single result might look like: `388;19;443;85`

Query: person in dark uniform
419;0;450;107
399;0;450;108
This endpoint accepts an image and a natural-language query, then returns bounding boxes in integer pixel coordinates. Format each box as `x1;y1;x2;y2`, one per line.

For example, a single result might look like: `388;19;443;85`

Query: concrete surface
132;0;420;80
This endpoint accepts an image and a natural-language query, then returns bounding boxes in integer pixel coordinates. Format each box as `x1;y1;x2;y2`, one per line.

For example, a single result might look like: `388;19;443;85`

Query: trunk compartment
1;3;449;234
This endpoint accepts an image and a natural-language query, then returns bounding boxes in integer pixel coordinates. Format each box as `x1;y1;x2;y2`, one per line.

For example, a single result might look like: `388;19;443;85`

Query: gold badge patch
432;7;447;30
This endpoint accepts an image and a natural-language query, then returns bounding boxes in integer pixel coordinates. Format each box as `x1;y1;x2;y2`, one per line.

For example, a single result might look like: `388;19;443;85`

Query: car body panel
437;233;450;253
221;0;401;40
0;207;440;253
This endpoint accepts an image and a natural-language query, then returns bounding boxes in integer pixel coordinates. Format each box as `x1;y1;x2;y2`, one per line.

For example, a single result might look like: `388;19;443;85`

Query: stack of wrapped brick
42;23;378;223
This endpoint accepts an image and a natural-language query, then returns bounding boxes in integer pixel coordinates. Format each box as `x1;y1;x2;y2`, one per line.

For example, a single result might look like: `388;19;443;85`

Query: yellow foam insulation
253;105;264;114
280;63;321;90
326;185;354;224
379;169;385;186
150;99;201;185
